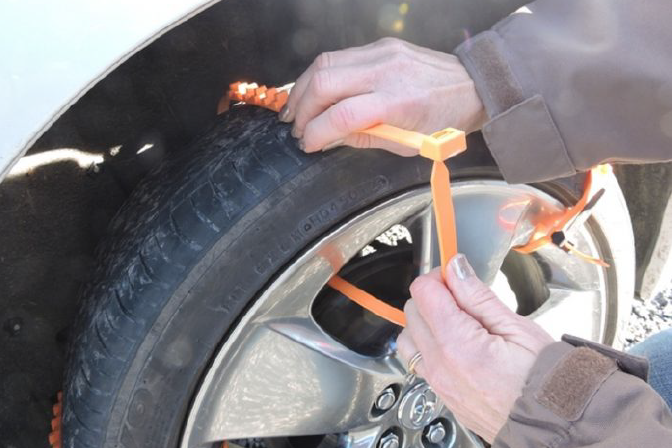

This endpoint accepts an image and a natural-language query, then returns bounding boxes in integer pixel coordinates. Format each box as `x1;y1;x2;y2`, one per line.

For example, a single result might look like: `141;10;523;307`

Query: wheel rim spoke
407;206;440;276
185;315;404;445
183;192;432;447
452;184;532;285
530;287;602;341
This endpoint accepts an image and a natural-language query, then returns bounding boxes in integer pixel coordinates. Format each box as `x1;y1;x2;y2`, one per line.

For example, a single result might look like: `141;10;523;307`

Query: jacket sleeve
454;0;672;184
494;335;672;447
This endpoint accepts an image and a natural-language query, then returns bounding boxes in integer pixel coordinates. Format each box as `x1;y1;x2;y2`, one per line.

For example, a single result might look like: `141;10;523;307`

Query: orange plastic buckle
222;81;467;326
514;165;610;267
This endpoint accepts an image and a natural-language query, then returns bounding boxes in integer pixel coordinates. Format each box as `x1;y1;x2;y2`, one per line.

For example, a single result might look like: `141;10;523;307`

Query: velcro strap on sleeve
535;347;617;421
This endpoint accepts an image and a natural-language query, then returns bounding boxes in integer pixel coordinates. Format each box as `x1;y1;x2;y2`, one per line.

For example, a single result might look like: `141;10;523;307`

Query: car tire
61;106;634;447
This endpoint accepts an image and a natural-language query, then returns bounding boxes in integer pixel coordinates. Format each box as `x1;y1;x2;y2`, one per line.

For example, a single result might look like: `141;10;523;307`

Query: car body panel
0;0;217;182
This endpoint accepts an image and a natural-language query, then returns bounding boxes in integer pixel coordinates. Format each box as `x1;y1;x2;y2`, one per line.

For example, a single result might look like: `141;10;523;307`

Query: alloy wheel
181;180;610;448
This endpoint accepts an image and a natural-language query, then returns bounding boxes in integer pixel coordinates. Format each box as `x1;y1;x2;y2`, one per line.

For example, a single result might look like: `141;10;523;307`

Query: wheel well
18;0;664;445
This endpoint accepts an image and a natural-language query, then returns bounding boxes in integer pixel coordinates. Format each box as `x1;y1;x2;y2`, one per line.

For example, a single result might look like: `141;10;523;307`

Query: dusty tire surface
62;106;633;447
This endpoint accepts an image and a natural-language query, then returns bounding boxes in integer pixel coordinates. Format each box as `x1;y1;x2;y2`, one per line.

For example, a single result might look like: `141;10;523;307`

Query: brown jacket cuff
455;31;576;184
493;338;666;448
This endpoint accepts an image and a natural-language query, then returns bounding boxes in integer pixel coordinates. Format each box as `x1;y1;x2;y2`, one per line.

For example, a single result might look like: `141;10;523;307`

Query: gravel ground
624;286;672;349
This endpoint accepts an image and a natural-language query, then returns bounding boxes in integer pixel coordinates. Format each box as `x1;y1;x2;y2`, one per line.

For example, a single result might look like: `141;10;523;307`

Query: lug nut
426;422;447;444
379;433;400;448
375;387;397;411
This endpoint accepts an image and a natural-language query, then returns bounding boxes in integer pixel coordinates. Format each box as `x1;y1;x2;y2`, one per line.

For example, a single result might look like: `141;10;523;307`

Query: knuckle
311;69;332;97
330;103;357;133
314;52;333;70
409;276;430;298
376;36;394;45
379;36;405;51
470;286;498;308
348;132;372;148
389;51;411;67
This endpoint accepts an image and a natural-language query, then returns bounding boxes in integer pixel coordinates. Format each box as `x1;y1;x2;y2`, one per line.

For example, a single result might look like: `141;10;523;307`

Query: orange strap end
328;275;406;327
564;242;611;268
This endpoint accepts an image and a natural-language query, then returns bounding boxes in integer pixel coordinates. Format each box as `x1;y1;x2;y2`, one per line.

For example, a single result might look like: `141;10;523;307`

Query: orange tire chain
48;391;62;448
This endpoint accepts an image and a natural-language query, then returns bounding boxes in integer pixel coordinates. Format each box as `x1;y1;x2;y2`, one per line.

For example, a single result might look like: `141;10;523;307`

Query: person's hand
396;254;554;442
280;37;486;155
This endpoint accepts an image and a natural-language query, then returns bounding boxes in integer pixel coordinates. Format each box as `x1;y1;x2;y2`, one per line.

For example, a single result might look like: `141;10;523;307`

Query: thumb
446;254;520;334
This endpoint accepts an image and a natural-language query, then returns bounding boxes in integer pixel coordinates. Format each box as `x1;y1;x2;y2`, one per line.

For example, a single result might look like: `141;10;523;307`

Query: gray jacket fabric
455;0;672;184
454;0;672;445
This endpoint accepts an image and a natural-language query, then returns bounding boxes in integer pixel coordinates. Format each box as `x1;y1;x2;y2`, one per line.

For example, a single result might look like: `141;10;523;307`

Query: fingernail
298;139;306;151
278;105;291;122
450;253;474;280
322;139;344;151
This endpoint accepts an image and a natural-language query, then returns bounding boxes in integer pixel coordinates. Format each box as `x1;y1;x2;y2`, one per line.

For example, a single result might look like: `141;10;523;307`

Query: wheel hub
370;380;457;448
397;383;442;430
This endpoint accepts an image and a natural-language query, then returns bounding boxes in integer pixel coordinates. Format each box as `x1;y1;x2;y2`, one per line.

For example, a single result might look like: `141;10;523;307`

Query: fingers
398;300;444;379
301;93;391;152
409;268;484;345
396;328;428;378
446;254;522;334
284;43;392;123
292;63;378;138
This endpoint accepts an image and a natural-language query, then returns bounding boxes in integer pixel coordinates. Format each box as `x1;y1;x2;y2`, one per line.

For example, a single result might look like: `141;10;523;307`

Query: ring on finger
407;351;423;375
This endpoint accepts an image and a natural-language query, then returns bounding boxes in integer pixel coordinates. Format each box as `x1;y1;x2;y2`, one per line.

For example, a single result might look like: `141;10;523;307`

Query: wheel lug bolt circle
426;422;446;444
379;433;400;448
375;387;397;411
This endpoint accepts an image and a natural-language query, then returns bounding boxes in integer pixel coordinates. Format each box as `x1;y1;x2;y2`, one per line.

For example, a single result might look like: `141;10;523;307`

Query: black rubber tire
61;106;633;447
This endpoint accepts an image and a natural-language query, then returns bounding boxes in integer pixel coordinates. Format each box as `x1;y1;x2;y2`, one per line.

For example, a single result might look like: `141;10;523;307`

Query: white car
1;1;670;448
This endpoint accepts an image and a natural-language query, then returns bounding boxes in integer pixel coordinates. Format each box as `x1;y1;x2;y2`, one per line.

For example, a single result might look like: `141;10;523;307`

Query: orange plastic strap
223;82;467;325
362;126;466;281
325;127;465;324
328;276;407;327
564;241;610;268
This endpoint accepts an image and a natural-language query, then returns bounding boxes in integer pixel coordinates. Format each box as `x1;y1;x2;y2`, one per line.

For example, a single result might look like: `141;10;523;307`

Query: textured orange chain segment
219;82;290;114
48;391;63;448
